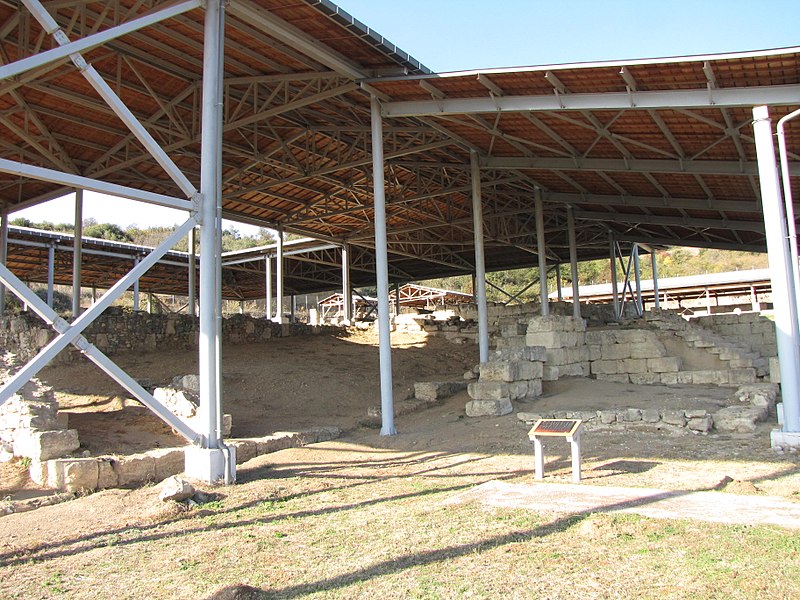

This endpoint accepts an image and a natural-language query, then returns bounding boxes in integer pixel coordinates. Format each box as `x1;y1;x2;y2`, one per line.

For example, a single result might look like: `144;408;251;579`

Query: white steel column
186;0;232;483
651;250;660;310
556;264;563;302
567;207;581;319
470;150;490;363
371;95;396;436
0;212;8;315
46;244;55;308
188;227;196;317
633;244;643;316
394;282;401;315
535;189;548;316
341;243;352;324
753;105;800;435
276;229;284;323
132;256;140;312
610;235;620;320
265;256;272;319
72;190;83;317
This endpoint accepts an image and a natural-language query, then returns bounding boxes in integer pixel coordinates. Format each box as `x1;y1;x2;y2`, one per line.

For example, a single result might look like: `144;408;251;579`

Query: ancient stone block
687;416;713;433
623;358;648;374
712;406;766;433
685;409;708;419
629;373;662;385
516;412;543;423
151;448;186;480
676;371;694;384
525;331;562;348
47;458;99;492
518;360;543;381
641;409;661;423
734;383;779;409
509;382;528;401
479;362;521;383
97;458;119;489
601;344;631;360
114;453;156;487
542;365;560;381
598;411;617;425
527;379;543;399
468;381;509;401
624;408;642;422
595;374;630;384
728;368;757;385
591;360;619;375
12;429;80;461
629;342;665;359
691;370;729;385
661;410;686;427
465;398;513;417
647;356;682;373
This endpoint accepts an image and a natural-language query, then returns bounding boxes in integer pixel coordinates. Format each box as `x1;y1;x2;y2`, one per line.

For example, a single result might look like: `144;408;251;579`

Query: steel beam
753;105;800;434
46;243;55;308
188;227;196;317
567;207;581;318
470;151;490;363
535;190;548;316
342;243;352;325
265;256;272;319
72;190;82;317
610;234;619;320
381;84;800;117
0;212;6;315
276;229;284;323
371;95;396;436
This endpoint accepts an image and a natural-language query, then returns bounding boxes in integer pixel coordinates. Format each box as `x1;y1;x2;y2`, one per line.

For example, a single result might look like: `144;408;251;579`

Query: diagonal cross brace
0;218;200;443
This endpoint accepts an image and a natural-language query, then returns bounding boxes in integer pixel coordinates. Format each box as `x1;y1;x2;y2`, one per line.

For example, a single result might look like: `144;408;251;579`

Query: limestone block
525;331;562;348
622;358;648;374
465;398;513;417
231;440;258;464
479;362;521;383
601;344;631;360
511;381;530;400
468;381;509;401
629;373;662;385
495;335;526;350
114;453;156;487
676;371;694;385
688;416;713;433
500;320;527;337
171;374;200;394
587;344;602;361
28;459;48;485
518;360;543;381
13;429;80;461
310;426;341;443
523;346;548;362
256;432;298;455
153;387;198;418
734;383;779;409
159;476;195;502
527;379;543;399
712;406;767;433
613;330;648;343
661;410;686;427
545;348;568;365
573;410;597;422
691;370;730;385
598;410;617;425
647;356;682;373
623;408;642;422
151;448;186;480
590;360;619;375
542;366;560;381
584;330;612;345
595;374;630;384
641;409;661;423
222;414;233;436
728;368;757;385
415;381;464;401
770;357;781;383
48;458;99;492
97;458;119;489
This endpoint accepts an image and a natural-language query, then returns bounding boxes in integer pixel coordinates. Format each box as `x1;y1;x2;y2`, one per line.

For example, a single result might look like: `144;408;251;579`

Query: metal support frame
651;250;660;310
535;189;548;316
132;256;140;312
753;105;800;434
72;190;82;317
341;243;352;324
567;207;581;319
46;243;55;308
633;244;643;315
610;234;619;320
0;212;8;316
276;229;284;323
470;150;490;363
188;227;196;317
556;264;563;302
265;255;272;319
394;282;401;315
371;95;396;436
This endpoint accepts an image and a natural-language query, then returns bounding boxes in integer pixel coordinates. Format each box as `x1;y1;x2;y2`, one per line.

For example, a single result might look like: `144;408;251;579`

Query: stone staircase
643;310;769;383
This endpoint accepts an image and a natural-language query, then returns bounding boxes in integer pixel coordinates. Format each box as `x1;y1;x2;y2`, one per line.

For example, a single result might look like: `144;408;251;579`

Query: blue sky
14;0;800;232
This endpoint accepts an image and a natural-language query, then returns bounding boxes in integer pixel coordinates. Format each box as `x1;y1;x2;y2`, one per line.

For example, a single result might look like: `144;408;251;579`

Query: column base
770;429;800;451
380;425;397;436
184;446;236;484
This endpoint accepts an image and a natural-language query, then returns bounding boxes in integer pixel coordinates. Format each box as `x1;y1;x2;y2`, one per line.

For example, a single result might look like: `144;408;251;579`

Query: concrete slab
443;480;800;529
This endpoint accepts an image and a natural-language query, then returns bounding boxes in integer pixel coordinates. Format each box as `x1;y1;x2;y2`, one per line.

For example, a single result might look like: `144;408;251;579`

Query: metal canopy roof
2;2;800;289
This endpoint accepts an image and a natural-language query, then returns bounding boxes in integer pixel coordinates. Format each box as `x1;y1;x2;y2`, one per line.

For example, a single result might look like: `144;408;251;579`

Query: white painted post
132;256;140;312
394;282;401;316
370;95;396;436
568;432;582;483
633;244;643;316
705;287;712;316
751;286;759;312
753;105;800;435
651;249;660;310
556;264;563;302
533;437;544;480
535;189;548;316
264;255;272;320
188;226;196;317
276;229;284;324
341;243;352;324
46;244;55;308
567;207;581;319
0;212;7;315
470;150;490;364
72;190;83;317
185;0;232;483
610;235;620;320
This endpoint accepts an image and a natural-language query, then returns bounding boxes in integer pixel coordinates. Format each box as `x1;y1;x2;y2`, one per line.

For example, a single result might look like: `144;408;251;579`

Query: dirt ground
1;328;800;598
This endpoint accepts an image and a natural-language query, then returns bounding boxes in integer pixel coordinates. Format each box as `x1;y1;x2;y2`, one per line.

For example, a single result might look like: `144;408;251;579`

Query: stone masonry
466;346;546;417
